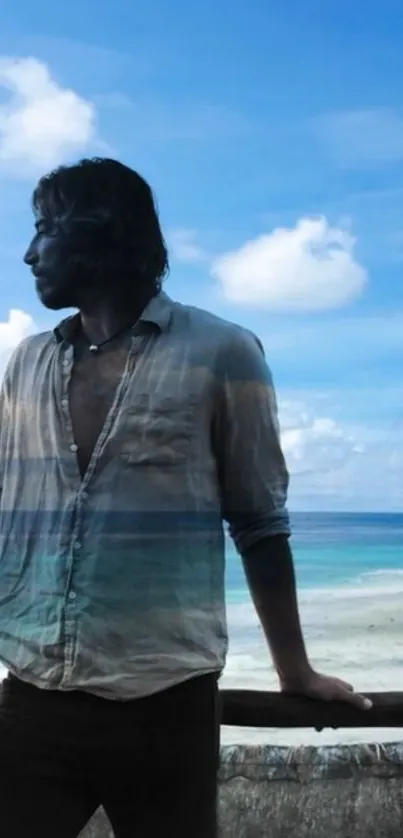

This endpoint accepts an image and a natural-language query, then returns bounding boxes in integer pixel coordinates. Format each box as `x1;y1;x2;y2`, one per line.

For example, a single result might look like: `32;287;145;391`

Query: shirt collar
53;290;174;344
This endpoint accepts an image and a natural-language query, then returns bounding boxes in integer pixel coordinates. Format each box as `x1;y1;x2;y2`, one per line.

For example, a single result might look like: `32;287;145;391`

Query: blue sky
0;0;402;510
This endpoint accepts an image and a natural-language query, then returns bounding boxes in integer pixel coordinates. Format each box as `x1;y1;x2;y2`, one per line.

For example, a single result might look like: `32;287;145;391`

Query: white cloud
0;309;36;350
211;217;367;311
0;57;96;174
279;400;363;477
168;229;207;264
317;108;403;168
278;395;403;512
0;309;37;375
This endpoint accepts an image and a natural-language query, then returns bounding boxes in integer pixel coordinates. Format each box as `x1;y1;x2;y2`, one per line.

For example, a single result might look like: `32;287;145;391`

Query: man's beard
35;259;95;311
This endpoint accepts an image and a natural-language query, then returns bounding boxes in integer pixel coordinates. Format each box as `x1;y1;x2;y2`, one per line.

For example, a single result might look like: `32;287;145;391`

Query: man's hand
280;669;373;711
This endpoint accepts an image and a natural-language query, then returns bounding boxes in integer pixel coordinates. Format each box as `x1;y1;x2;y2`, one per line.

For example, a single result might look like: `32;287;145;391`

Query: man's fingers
345;691;373;710
333;680;372;707
324;684;373;709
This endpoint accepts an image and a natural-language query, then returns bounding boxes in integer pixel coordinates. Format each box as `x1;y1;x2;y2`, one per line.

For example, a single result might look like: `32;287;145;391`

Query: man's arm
241;534;312;688
214;329;371;709
213;329;309;685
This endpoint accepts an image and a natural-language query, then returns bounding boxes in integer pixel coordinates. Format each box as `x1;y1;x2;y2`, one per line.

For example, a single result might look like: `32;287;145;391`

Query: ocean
0;513;401;747
222;512;403;746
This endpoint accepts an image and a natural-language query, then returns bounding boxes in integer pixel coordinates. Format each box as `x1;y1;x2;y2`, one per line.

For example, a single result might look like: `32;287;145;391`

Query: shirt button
62;359;69;368
68;591;76;600
69;443;78;453
74;541;81;552
61;399;68;409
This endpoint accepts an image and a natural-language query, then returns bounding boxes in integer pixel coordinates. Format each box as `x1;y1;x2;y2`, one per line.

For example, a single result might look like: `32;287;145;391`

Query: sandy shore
221;573;403;746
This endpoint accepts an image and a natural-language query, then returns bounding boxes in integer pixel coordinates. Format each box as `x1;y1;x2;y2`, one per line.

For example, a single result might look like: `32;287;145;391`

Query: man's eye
36;223;53;236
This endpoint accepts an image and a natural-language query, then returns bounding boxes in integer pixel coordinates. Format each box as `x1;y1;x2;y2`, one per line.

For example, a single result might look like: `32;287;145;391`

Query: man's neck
78;292;154;346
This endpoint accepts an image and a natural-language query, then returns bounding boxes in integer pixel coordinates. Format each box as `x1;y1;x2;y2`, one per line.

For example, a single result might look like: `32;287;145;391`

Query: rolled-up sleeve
213;327;291;554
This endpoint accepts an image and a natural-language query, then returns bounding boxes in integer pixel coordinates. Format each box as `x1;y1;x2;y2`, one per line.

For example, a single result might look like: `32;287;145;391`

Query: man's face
24;212;89;311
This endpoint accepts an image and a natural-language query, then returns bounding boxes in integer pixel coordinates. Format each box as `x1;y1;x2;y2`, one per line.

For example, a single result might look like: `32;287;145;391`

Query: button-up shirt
0;291;290;699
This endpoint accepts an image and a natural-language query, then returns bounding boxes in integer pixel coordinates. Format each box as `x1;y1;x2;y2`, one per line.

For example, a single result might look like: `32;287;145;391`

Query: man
0;158;371;837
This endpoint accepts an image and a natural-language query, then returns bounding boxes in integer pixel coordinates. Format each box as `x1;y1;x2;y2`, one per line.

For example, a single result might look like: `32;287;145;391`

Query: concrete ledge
81;741;403;837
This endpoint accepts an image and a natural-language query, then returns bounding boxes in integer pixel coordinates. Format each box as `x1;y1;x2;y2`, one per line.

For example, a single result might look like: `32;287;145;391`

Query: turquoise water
225;513;403;603
222;513;403;745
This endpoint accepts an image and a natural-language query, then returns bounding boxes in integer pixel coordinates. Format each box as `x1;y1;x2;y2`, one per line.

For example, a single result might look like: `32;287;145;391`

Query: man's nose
24;242;37;266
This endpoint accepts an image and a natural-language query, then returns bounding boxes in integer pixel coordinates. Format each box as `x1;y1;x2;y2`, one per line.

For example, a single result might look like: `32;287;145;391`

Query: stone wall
81;740;403;837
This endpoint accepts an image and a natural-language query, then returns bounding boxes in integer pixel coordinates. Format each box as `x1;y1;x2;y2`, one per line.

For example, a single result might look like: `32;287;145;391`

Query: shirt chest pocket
119;395;196;467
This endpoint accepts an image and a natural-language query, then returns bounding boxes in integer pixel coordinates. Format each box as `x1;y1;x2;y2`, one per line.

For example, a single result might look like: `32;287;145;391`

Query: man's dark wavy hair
32;157;169;296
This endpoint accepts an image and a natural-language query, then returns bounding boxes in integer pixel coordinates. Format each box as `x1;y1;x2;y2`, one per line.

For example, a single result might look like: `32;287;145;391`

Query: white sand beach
221;569;403;746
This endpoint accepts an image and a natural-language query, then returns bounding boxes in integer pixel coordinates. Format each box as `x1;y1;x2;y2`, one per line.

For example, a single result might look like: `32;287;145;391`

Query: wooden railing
220;691;403;729
2;681;402;730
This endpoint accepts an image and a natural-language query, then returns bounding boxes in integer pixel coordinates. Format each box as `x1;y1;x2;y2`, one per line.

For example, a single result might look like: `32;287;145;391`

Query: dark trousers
0;671;220;837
